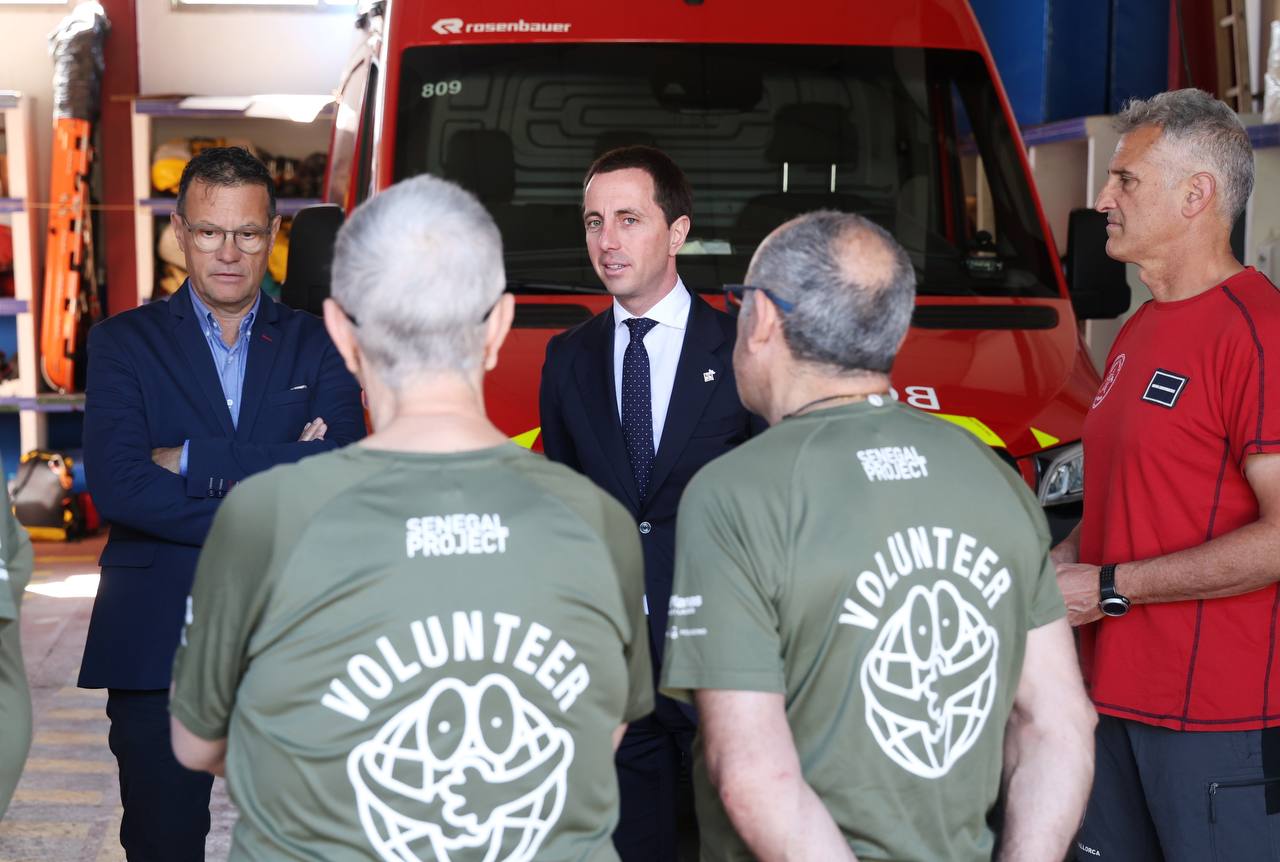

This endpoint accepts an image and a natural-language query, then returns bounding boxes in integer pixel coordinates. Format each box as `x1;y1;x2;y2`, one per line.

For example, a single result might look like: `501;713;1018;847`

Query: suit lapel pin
703;369;716;383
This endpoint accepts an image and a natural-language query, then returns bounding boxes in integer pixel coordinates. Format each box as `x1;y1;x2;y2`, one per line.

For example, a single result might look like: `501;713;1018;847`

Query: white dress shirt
612;278;691;452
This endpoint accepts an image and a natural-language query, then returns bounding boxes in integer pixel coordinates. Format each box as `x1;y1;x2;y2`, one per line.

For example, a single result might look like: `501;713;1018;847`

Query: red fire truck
294;0;1130;541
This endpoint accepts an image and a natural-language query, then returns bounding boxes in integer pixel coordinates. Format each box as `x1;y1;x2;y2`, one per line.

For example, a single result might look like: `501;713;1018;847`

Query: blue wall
970;0;1169;126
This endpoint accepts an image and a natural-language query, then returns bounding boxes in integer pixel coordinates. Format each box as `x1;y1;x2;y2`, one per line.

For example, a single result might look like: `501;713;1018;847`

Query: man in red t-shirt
1055;88;1280;860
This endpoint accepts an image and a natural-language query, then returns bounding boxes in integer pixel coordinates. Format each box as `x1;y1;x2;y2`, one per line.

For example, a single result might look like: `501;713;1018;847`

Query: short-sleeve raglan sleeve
0;474;31;623
1026;508;1066;630
1007;467;1066;629
660;465;786;701
978;438;1064;630
170;473;281;740
600;494;654;723
1221;286;1280;462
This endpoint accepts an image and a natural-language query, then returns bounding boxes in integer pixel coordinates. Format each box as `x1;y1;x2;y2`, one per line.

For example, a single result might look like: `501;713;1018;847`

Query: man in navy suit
539;146;758;860
79;147;365;861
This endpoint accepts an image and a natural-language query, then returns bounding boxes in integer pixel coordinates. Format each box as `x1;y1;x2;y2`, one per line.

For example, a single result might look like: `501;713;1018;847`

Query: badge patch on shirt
1141;369;1189;408
1093;353;1125;409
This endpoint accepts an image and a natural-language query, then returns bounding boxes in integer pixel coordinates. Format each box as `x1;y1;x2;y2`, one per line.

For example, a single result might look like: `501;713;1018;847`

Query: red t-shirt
1078;268;1280;731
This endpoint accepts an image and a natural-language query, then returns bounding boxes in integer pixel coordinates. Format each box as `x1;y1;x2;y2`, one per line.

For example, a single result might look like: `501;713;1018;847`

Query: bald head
745;211;916;373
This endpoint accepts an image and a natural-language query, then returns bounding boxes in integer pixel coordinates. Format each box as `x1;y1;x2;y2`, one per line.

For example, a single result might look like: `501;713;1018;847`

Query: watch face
1100;596;1130;617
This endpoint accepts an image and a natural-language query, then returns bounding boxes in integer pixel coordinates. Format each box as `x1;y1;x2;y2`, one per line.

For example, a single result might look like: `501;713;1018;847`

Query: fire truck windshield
394;43;1057;299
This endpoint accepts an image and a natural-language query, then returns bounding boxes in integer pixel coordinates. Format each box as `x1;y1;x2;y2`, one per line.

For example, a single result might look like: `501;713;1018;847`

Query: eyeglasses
723;284;795;316
334;294;505;328
181;218;272;255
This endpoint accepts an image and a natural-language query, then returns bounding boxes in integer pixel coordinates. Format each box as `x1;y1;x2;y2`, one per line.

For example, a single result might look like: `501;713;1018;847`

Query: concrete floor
0;534;235;862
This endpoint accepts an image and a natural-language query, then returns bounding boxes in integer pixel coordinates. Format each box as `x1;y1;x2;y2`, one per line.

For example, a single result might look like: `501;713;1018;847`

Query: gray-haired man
170;175;652;861
1054;88;1280;861
660;210;1095;861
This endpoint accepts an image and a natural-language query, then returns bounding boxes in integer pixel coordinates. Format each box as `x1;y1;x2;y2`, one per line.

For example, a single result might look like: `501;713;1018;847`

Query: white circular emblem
868;394;884;407
1092;353;1126;409
348;673;574;861
860;580;999;779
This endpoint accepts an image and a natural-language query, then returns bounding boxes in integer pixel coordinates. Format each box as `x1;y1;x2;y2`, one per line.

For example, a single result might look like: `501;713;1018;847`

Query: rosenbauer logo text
432;17;572;36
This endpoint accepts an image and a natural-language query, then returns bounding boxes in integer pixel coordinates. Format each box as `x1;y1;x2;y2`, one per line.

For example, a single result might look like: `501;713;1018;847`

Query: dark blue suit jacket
79;284;365;689
539;292;759;673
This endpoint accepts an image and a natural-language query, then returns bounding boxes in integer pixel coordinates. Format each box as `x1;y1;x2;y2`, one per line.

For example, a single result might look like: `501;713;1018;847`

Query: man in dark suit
539;146;757;860
79;147;365;861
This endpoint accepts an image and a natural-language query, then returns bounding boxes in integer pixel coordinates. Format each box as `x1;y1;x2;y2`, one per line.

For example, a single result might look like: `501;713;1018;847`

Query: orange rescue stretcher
40;116;98;394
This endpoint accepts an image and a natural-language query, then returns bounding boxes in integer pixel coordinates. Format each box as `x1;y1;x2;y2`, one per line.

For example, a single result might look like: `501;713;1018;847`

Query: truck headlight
1036;442;1083;506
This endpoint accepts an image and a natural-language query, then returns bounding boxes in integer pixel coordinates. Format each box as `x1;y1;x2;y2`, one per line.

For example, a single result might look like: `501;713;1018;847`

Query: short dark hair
583;145;692;225
176;146;277;221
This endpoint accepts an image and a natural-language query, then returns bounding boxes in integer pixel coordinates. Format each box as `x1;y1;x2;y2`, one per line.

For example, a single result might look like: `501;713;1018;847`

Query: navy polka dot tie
622;317;658;499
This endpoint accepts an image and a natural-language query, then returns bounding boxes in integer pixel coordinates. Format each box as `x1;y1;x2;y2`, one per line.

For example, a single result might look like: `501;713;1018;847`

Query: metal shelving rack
130;95;334;307
0;91;67;454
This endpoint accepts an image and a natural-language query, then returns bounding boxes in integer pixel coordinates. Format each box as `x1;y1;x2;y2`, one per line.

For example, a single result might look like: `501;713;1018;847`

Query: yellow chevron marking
1031;427;1061;448
935;414;1006;448
511;427;541;450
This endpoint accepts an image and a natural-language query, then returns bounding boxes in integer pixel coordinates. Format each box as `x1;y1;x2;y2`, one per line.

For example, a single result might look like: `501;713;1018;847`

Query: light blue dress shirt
179;288;261;475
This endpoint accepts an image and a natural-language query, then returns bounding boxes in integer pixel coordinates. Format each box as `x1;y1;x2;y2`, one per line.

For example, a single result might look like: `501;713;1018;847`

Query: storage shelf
1020;117;1090;146
1011;117;1280;149
0;92;45;452
0;395;85;413
140;197;320;216
133;97;334;122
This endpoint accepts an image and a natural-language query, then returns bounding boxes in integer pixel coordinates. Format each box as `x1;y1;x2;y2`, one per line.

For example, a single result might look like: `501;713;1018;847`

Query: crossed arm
150;416;330;474
85;326;363;545
84;325;222;546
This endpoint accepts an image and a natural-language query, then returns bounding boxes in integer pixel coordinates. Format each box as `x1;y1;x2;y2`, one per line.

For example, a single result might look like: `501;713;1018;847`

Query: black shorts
1075;714;1280;861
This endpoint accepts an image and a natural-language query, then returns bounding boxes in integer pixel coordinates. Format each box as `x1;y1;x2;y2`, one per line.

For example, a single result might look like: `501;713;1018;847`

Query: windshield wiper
506;280;608;295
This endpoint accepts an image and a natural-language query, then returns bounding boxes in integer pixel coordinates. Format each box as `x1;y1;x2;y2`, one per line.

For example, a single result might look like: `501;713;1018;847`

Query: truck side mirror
1064;208;1130;320
282;204;345;317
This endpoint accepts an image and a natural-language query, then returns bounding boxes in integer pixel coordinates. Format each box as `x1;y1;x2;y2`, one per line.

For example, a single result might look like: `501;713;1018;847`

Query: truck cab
310;0;1129;541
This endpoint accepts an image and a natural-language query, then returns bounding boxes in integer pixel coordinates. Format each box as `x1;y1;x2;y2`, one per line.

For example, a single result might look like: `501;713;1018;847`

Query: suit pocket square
290;384;308;391
269;388;311;406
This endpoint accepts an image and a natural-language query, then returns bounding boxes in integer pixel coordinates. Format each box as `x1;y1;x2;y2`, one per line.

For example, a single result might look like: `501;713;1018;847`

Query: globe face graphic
859;580;999;779
347;673;575;861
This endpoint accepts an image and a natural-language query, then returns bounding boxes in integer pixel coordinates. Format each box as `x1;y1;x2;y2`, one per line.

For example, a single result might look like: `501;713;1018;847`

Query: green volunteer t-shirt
660;400;1064;862
171;442;652;862
0;469;34;817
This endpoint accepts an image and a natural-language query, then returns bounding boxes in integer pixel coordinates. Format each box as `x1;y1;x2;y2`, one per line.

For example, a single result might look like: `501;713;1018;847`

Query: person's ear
170;212;188;254
668;214;691;256
266;214;283;256
745;291;781;353
482;292;516;372
323;298;363;382
1183;172;1216;219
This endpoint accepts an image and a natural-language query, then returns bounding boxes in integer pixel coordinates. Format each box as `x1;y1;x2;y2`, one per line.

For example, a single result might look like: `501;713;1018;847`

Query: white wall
137;0;356;96
0;0;355;242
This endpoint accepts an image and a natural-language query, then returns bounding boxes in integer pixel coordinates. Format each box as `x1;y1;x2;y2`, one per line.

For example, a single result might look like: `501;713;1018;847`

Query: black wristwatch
1099;564;1131;617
